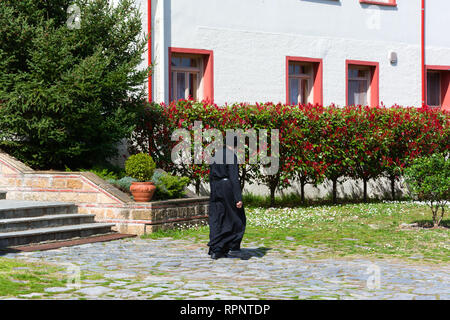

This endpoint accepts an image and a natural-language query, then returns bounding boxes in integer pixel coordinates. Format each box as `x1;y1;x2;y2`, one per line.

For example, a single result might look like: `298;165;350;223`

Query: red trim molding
345;60;380;107
421;0;426;106
147;0;152;102
0;159;22;174
360;0;397;6
425;65;450;111
168;47;214;103
286;56;323;105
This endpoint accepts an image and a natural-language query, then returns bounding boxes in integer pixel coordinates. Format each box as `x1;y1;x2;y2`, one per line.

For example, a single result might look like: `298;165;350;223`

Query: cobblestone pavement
2;238;449;300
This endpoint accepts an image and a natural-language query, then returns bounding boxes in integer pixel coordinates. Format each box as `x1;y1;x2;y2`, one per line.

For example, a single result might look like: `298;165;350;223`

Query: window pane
301;79;308;104
189;73;197;100
181;58;190;67
171;57;181;67
348;80;368;105
427;72;441;106
358;70;368;78
289;78;299;104
348;68;359;78
172;56;198;68
171;54;204;101
289;64;294;75
349;67;368;79
179;57;197;68
289;63;309;76
176;72;186;100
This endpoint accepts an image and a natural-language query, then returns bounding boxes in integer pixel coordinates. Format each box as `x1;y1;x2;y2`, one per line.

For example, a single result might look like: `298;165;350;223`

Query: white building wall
148;0;450;107
425;0;450;67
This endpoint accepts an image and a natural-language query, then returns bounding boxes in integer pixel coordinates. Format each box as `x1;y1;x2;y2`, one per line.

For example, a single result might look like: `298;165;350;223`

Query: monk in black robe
207;142;246;260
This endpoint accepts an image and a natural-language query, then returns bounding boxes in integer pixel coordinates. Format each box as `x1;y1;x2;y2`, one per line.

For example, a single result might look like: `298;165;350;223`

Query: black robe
208;147;246;255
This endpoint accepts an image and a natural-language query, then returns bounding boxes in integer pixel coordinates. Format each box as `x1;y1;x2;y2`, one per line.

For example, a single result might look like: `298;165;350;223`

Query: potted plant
125;153;157;202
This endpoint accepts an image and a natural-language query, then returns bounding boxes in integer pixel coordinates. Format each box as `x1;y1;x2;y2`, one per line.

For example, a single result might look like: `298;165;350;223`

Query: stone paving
1;238;449;300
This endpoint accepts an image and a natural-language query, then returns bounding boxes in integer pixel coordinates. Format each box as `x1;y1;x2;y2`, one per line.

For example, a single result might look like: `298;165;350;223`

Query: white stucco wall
147;0;450;107
425;0;450;67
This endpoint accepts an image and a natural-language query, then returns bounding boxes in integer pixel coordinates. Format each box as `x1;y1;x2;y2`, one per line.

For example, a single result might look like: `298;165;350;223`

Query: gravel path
2;238;449;300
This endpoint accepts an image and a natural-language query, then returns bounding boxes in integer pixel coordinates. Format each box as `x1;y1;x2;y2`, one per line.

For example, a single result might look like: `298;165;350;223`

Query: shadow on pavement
0;248;21;256
229;247;272;260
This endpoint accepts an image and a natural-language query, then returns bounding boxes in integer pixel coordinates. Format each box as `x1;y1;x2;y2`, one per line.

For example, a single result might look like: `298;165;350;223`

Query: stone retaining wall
0;150;209;235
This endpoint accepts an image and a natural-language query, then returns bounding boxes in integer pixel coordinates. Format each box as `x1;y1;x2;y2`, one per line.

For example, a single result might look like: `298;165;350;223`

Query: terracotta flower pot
130;182;156;202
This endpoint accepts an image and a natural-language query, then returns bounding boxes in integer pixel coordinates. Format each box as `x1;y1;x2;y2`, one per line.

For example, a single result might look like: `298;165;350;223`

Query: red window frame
425;65;450;111
286;56;323;105
360;0;397;7
168;47;214;103
346;60;379;107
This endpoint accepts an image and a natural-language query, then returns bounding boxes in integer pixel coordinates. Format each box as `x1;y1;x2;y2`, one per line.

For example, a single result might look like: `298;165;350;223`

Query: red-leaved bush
129;101;449;205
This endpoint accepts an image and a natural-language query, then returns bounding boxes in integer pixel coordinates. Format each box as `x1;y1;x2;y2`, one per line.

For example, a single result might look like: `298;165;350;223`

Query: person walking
207;139;246;260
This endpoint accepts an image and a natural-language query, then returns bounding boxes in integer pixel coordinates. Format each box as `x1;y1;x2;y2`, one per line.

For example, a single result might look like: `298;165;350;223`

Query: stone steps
0;223;115;248
0;200;116;249
0;213;96;233
0;201;77;219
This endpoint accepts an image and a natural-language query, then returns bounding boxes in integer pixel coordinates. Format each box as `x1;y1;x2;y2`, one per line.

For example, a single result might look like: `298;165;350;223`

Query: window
288;63;313;104
169;48;214;103
359;0;397;7
286;57;323;105
348;67;371;106
426;66;450;110
171;55;202;101
427;72;441;107
346;60;379;107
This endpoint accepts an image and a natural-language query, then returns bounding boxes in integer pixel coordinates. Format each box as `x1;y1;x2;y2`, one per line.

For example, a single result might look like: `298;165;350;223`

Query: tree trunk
332;179;338;204
240;165;246;191
268;174;279;207
270;185;276;207
300;177;306;204
433;206;445;228
363;178;368;203
390;175;396;200
195;179;201;195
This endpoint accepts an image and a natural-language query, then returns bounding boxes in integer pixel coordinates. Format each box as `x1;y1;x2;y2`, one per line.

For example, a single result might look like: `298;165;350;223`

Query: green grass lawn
0;258;69;298
0;257;110;298
143;200;450;264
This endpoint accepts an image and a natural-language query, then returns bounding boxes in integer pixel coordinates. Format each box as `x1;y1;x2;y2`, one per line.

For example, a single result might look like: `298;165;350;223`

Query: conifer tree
0;0;150;169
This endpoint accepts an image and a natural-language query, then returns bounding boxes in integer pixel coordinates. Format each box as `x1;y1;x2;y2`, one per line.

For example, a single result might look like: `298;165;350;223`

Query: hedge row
130;101;450;204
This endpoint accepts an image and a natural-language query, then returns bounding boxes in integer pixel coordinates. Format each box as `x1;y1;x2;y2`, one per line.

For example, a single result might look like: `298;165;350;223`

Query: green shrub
152;171;190;200
404;153;449;227
66;164;126;181
125;153;156;182
138;101;449;205
108;176;137;194
86;166;125;181
90;168;118;181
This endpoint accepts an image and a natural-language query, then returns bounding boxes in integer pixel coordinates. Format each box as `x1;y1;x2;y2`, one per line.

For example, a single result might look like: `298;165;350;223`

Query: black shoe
211;252;227;260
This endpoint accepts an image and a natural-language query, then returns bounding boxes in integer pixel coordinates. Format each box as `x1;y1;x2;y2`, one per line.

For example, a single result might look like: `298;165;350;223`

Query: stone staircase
0;196;116;249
